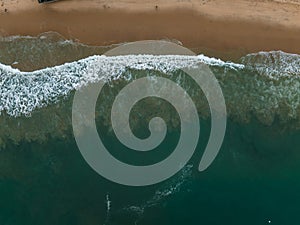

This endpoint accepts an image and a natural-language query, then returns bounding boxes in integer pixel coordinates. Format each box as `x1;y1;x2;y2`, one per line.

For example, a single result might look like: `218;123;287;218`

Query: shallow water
0;32;300;225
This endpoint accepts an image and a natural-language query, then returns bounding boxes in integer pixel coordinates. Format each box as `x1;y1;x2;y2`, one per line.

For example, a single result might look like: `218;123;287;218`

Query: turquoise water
0;32;300;225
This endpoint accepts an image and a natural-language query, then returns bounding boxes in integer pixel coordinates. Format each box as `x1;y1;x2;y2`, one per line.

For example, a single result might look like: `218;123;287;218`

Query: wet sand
0;0;300;59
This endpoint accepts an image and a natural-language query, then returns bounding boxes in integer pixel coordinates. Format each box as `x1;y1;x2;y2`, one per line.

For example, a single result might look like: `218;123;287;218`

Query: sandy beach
0;0;300;59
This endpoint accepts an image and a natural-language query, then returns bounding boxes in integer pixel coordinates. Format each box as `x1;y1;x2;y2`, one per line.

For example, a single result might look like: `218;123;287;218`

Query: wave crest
1;50;300;147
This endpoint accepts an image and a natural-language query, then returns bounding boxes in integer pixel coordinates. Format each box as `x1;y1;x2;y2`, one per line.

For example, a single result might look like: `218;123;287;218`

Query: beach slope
0;0;300;58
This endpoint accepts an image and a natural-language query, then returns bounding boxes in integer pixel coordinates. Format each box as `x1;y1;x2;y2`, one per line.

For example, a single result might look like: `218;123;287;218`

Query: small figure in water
106;193;111;212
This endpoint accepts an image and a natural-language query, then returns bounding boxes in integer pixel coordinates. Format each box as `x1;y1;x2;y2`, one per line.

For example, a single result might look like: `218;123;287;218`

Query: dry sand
0;0;300;59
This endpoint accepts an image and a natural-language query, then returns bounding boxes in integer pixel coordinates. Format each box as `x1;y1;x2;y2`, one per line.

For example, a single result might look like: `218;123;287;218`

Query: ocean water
1;32;300;225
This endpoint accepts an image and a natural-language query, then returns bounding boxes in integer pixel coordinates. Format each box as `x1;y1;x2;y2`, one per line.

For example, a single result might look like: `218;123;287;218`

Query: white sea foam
241;50;300;79
122;165;193;224
0;54;243;117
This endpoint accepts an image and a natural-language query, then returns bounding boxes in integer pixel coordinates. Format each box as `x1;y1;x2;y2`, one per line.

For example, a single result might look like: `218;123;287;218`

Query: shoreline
1;0;300;60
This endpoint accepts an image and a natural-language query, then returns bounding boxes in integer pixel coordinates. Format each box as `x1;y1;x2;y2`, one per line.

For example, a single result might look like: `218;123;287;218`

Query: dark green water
1;32;300;225
1;119;300;225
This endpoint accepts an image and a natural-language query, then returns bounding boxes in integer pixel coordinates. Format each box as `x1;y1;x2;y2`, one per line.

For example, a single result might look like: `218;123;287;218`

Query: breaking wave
1;34;300;147
0;54;243;117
